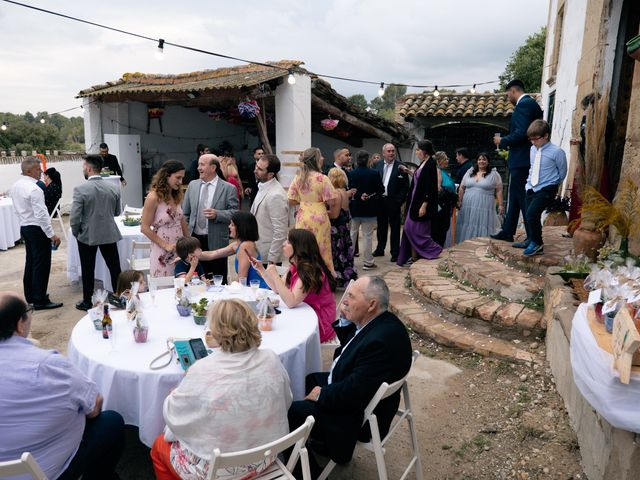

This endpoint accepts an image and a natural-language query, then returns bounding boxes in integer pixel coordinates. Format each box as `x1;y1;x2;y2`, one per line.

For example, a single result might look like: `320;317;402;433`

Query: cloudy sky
0;0;548;117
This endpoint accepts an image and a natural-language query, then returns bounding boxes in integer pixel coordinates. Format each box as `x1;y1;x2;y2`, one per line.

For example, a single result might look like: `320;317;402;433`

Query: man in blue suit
491;79;543;242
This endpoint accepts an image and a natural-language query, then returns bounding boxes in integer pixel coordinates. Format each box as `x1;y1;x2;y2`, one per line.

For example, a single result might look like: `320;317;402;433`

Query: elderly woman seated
151;299;293;480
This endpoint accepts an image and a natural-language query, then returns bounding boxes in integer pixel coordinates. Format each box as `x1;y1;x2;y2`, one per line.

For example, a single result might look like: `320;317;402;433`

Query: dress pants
501;166;529;236
193;233;228;284
58;410;125;480
350;217;376;265
376;197;402;257
78;241;121;303
20;225;52;304
524;186;557;245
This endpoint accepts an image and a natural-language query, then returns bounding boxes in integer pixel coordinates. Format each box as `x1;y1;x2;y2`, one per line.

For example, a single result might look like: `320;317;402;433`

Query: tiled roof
397;92;540;119
77;60;304;97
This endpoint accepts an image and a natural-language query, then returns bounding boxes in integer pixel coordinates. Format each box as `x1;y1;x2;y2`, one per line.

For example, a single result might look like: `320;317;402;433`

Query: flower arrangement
191;298;209;325
100;167;113;177
122;215;142;227
237;100;260;119
555;253;591;281
321;118;339;131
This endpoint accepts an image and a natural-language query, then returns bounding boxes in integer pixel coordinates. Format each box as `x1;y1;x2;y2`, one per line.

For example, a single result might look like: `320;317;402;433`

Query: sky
0;0;549;117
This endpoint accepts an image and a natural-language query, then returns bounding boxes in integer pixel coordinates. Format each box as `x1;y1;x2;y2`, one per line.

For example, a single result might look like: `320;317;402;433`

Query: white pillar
275;73;311;188
83;97;102;153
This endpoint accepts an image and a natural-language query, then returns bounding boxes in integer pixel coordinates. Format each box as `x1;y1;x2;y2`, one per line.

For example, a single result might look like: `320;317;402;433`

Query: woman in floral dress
288;147;338;274
141;160;190;277
328;167;357;288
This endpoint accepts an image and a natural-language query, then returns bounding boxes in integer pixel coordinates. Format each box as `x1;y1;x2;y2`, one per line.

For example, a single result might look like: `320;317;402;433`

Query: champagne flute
494;133;501;152
149;282;157;306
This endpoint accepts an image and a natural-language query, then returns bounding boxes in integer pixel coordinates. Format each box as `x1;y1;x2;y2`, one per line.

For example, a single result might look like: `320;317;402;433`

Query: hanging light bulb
155;39;165;61
433;86;440;97
470;84;477;95
39;118;46;124
1;122;7;131
287;71;296;85
378;82;385;97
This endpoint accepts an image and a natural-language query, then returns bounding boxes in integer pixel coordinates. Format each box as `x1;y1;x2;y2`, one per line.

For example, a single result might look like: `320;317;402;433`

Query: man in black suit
323;147;351;175
491;79;543;242
99;143;127;186
373;143;410;262
287;275;412;468
454;147;473;185
244;146;264;205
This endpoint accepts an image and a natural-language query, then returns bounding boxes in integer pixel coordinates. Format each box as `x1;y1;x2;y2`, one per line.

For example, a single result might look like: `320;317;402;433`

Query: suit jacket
374;160;410;205
316;311;412;464
407;156;438;222
250;179;289;264
348;166;384;218
102;154;124;180
70;177;122;245
499;95;543;170
182;178;238;249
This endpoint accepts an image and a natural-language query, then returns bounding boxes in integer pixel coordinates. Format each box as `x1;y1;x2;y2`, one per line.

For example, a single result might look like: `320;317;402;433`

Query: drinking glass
239;277;247;287
213;275;223;286
250;279;260;299
149;282;157;306
494;133;501;152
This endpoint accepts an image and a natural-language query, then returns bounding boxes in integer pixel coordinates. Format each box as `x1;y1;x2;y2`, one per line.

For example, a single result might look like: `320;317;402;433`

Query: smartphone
189;338;209;360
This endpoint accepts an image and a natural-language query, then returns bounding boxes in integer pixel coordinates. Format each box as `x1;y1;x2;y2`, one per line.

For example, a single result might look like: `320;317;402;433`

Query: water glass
250;279;260;299
239;277;247;287
213;275;223;286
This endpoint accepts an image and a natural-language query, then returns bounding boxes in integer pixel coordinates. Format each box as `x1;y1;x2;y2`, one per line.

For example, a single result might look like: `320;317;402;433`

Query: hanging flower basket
321;118;339;131
238;100;260;119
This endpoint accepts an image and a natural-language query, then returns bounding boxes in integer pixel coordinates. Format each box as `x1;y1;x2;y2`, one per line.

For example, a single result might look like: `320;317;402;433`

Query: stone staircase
385;226;573;363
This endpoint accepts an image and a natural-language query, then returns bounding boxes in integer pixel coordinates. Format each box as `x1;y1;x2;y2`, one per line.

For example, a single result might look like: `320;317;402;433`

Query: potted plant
176;294;192;317
191;298;209;326
555;253;591;282
544;195;570;226
132;311;148;343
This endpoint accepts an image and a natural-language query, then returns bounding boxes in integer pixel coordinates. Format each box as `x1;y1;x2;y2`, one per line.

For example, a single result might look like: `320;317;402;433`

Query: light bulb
287;72;296;85
378;82;385;97
1;123;7;131
155;39;165;61
433;86;440;97
470;84;477;95
40;118;46;124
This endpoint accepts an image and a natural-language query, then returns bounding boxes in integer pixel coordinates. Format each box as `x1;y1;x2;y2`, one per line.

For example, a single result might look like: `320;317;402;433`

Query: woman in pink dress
141;160;190;277
253;228;337;343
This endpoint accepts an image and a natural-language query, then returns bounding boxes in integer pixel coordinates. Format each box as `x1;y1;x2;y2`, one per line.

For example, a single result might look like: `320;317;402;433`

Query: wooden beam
311;94;394;142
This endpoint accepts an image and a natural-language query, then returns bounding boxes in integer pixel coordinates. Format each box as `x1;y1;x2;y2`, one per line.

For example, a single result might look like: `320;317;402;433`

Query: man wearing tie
515;120;567;256
373;144;410;262
491;79;543;242
183;154;238;283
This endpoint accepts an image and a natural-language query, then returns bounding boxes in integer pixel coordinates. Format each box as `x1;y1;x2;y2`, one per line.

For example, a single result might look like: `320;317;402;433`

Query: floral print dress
150;201;184;277
288;171;337;272
330;208;357;288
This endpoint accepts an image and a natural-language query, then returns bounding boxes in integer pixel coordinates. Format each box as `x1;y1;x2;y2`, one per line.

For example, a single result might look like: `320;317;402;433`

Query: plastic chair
128;241;151;275
207;415;315;480
49;198;67;241
318;351;423;480
0;452;47;479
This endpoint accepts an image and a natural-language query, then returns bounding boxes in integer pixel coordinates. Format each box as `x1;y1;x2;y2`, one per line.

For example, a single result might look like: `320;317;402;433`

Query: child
175;237;206;283
116;270;146;298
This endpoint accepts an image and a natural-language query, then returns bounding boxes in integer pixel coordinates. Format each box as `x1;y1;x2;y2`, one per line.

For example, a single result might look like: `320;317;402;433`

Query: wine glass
250;280;260;299
494;133;501;152
149;282;157;306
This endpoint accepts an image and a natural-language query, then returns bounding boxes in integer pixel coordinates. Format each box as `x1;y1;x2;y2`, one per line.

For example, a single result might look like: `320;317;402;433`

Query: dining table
0;197;21;251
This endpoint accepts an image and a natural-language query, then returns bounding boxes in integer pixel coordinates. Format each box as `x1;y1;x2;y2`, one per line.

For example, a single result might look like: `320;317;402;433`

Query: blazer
374;160;410;204
250;179;289;264
499;95;543;170
315;311;412;464
348;166;384;218
407;157;438;222
70;177;122;245
182;178;239;249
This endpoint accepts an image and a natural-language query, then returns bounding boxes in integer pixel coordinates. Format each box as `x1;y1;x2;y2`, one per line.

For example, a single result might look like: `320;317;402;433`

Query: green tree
347;94;368;110
0;112;83;152
369;84;407;121
498;26;547;93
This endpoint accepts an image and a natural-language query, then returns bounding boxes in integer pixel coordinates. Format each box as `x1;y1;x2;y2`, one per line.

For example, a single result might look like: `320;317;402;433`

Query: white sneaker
363;263;377;270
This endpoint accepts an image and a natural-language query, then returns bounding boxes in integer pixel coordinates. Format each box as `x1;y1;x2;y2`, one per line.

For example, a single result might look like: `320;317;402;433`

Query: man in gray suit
250;154;288;266
70;155;122;311
183;154;238;283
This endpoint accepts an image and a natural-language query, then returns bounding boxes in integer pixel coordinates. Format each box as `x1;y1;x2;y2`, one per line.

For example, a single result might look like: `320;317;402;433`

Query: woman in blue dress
432;151;457;247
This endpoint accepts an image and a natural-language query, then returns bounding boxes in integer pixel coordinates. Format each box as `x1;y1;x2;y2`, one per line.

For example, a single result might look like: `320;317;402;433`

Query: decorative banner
321;118;339;131
238;100;260;119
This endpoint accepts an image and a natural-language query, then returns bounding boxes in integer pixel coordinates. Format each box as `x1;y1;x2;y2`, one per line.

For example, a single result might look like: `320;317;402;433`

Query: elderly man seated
287;275;413;471
0;291;125;480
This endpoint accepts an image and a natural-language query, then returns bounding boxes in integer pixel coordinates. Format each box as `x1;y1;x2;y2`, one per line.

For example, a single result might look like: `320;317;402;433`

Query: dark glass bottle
102;304;112;339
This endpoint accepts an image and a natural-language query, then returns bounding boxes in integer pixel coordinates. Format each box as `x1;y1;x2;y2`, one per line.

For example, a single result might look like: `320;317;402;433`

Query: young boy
175;237;206;282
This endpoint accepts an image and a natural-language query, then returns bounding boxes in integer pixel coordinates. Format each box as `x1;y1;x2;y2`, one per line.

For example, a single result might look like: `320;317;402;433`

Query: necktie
197;183;209;230
531;149;542;187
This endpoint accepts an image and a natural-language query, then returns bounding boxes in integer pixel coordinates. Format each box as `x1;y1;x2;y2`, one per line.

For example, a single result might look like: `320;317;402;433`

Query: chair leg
403;384;423;480
317;460;336;480
368;415;388;480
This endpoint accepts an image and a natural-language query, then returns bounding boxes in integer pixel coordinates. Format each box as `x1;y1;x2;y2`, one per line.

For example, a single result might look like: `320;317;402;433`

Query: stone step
487;226;572;275
384;269;540;364
442;238;545;302
409;258;545;331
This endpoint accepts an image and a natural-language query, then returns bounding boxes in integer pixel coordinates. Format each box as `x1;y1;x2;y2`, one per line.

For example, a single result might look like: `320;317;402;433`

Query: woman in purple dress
397;139;443;266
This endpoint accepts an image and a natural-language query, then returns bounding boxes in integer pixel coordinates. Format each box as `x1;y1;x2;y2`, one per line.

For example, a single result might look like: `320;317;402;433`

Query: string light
287;71;296;85
470;83;477;94
155;38;165;60
39;118;46;124
1;122;7;131
433;86;440;97
378;82;385;97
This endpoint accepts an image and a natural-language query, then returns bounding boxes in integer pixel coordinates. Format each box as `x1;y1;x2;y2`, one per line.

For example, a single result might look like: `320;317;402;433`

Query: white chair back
123;205;143;216
207;415;315;480
49;198;67;241
128;241;151;275
0;452;47;479
149;275;175;291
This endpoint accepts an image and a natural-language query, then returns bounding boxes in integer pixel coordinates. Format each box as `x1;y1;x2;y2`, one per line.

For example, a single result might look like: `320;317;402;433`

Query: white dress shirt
10;175;54;238
382;161;394;196
194;176;219;235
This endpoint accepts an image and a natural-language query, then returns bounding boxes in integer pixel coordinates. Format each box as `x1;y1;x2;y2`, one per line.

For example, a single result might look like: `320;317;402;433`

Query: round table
67;287;322;447
0;197;21;250
66;216;149;287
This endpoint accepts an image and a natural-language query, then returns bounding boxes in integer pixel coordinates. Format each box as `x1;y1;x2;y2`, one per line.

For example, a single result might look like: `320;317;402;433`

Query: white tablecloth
66;216;149;287
570;303;640;432
67;287;322;446
0;197;21;250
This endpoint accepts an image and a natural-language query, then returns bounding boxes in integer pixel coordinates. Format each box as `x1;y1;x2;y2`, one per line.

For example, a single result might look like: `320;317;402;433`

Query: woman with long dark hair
397;139;442;266
43;167;62;215
141;160;190;277
252;228;337;343
456;153;504;243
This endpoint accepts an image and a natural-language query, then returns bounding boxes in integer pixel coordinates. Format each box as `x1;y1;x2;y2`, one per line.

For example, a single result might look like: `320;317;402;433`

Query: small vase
193;315;207;326
572;227;605;261
176;304;192;317
133;326;148;343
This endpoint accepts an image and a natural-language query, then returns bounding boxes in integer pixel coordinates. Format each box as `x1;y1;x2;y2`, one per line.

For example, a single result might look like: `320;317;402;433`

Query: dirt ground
0;224;585;479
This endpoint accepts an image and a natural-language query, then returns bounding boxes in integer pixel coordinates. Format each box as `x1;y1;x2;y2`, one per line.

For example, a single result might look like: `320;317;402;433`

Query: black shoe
490;231;514;242
76;300;93;311
372;250;384;257
390;256;398;262
33;301;63;310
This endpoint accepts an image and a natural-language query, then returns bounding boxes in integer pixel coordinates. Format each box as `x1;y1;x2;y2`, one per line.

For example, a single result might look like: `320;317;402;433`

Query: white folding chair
123;204;143;216
49;198;67;241
149;275;175;291
0;452;47;479
207;415;315;480
128;241;151;275
318;351;423;480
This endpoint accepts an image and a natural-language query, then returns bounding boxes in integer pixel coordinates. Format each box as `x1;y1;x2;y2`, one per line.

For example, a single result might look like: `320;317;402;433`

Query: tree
369;84;407;121
498;26;547;93
347;94;368;110
0;112;83;152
